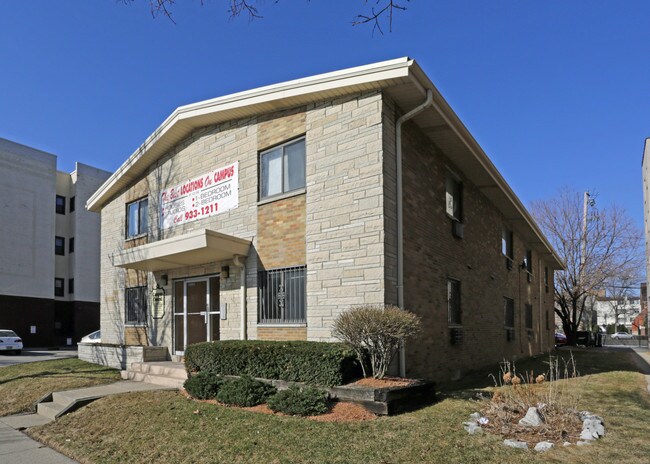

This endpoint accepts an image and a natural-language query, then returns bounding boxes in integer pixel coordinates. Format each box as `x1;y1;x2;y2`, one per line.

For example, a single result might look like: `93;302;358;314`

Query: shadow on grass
0;368;118;386
437;347;650;394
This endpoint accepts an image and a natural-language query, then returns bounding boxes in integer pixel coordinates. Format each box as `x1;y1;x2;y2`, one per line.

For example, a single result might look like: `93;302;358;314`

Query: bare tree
600;275;641;332
121;0;411;33
530;188;643;345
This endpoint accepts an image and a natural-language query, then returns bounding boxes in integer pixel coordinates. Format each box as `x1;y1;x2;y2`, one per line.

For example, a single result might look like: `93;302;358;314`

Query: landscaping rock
518;407;544;427
463;421;483;435
577;440;592;446
534;441;554;452
469;412;481;421
503;439;528;449
563;442;572;447
582;417;605;439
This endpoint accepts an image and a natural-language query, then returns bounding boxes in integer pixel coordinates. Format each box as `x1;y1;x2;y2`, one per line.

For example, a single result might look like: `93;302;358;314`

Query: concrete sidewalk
0;380;176;464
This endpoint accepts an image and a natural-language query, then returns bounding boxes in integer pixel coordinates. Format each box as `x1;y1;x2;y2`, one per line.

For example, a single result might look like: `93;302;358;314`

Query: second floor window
55;278;64;297
445;172;462;221
55;236;65;255
260;138;306;199
126;198;148;239
56;195;66;214
502;228;513;259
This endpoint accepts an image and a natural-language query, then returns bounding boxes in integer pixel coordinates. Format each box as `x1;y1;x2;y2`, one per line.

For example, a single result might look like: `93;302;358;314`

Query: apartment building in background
81;58;563;382
0;138;110;346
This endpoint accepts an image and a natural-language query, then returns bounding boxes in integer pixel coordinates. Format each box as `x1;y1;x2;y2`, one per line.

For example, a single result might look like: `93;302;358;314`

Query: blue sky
1;1;649;228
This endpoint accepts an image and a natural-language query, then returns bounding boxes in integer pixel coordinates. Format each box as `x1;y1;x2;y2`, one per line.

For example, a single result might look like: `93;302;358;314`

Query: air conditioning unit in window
452;221;464;239
506;328;515;341
450;327;464;345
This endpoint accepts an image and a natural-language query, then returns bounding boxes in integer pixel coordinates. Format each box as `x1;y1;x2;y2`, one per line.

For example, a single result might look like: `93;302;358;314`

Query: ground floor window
258;265;306;324
125;286;148;325
447;278;461;326
504;297;515;328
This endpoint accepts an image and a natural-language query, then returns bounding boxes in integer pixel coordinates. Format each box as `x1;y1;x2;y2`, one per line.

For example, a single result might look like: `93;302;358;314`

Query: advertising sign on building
160;162;238;229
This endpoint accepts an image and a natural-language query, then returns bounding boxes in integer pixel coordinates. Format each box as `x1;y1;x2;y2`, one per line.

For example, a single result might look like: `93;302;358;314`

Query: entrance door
173;276;220;354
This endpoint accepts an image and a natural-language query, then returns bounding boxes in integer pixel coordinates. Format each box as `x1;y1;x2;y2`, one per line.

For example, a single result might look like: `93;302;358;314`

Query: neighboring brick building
0;138;110;346
82;58;563;381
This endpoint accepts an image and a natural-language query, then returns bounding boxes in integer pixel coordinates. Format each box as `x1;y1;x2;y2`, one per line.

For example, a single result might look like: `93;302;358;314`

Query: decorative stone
503;439;528;449
582;418;605;438
469;412;481;421
534;441;554;452
563;442;572;447
463;422;483;435
518;407;544;427
577;440;592;446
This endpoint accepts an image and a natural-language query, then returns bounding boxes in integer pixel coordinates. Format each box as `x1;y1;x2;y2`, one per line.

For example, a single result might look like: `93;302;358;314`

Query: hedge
185;340;361;387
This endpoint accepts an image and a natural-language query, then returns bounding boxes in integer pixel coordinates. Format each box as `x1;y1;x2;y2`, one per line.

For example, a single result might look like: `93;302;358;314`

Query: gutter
395;86;434;377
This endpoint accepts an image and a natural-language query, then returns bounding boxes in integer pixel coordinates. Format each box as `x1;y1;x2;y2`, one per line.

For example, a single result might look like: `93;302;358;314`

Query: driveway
0;349;77;368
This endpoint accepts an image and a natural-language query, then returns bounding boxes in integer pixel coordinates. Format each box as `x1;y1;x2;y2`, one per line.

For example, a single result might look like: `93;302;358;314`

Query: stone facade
91;66;557;382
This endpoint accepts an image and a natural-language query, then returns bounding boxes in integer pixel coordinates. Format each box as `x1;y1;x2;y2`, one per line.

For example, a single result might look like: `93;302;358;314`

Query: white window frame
259;137;306;200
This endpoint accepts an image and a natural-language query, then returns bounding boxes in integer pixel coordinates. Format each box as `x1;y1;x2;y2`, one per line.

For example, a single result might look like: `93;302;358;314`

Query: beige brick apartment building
82;58;562;382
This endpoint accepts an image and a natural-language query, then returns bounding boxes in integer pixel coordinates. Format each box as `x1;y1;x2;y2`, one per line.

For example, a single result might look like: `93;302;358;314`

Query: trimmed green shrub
267;386;329;416
215;376;276;407
183;371;224;400
185;340;361;387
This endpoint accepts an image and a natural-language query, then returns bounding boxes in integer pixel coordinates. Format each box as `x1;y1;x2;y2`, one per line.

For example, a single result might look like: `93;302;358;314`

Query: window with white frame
502;227;513;259
260;138;306;199
445;172;462;221
447;278;461;326
258;265;306;324
125;286;148;325
126;198;148;239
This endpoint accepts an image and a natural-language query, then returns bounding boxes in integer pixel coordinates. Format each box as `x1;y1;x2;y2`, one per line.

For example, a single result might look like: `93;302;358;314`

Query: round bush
267;386;329;416
215;376;276;407
183;372;224;400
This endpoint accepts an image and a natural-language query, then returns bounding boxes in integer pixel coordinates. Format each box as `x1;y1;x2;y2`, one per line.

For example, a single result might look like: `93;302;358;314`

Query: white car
610;332;634;340
0;329;23;354
80;330;101;344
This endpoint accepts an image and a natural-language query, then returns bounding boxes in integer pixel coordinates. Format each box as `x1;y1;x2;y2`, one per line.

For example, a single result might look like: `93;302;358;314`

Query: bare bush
332;305;420;379
483;354;586;443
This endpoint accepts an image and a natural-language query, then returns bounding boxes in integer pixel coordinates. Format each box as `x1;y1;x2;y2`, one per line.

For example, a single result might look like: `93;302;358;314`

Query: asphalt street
0;349;78;368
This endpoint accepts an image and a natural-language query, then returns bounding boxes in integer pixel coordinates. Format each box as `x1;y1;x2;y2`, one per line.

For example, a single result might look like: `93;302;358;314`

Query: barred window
504;297;515;328
125;286;148;325
447;278;461;326
258;266;306;324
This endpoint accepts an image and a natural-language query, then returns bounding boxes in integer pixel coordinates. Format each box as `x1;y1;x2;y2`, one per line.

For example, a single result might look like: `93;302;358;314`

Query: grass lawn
0;358;120;416
28;349;650;464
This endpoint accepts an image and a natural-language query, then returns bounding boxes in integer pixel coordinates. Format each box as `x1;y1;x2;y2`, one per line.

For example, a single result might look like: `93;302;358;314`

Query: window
56;195;66;214
445;172;462;221
504;297;515;328
70;196;75;212
69;237;75;253
55;236;65;255
447;278;461;326
55;278;64;297
260;138;306;199
125;286;148;325
544;266;549;293
525;249;533;282
126;198;148;238
502;228;513;259
525;303;533;330
258;265;306;324
68;278;74;294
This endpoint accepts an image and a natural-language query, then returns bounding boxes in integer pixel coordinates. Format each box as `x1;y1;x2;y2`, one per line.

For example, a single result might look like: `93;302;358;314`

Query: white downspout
396;88;433;377
233;255;247;340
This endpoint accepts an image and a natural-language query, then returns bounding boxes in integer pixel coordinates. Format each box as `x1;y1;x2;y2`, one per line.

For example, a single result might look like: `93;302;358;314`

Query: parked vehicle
0;329;23;354
554;332;567;346
610;332;633;340
80;330;101;344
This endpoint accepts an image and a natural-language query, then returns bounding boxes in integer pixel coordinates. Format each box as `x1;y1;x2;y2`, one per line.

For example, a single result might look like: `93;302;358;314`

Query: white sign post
160;162;239;229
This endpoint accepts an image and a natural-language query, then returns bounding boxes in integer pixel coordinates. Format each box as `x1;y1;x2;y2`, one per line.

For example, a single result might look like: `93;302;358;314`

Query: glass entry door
174;276;220;354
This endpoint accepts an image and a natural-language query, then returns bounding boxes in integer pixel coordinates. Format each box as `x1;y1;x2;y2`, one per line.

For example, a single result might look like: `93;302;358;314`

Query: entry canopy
112;229;250;272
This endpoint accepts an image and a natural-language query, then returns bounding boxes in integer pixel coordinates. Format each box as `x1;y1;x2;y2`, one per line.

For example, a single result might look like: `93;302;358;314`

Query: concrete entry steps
35;380;175;420
120;361;188;389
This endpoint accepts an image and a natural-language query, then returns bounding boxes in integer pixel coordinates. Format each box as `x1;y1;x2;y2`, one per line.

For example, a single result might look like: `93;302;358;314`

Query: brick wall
257;327;308;341
257;194;306;269
387;98;553;382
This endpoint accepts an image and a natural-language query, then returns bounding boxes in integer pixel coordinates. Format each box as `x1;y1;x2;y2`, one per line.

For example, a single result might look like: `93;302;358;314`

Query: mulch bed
347;376;415;388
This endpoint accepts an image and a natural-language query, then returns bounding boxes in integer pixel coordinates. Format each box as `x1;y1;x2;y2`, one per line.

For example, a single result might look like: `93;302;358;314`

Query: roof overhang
112;229;250;272
90;56;563;270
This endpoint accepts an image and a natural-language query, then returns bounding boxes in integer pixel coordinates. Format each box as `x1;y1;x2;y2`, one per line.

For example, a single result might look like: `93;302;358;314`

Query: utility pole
580;192;595;331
